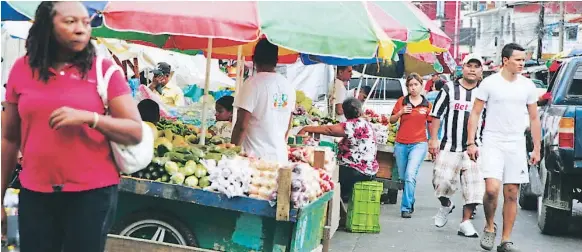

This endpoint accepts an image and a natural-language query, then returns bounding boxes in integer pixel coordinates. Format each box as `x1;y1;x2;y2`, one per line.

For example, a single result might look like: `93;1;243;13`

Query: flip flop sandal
480;223;497;251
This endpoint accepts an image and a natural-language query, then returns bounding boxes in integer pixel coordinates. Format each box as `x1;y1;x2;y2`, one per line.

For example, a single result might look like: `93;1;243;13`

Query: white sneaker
458;220;479;238
434;203;455;228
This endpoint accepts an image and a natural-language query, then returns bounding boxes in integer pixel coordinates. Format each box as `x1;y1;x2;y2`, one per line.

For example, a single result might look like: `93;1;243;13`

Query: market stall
101;118;338;252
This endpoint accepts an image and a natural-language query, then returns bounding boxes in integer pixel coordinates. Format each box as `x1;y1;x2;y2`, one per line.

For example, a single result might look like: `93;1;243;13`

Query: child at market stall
1;2;144;252
390;72;432;219
298;97;379;202
210;95;234;139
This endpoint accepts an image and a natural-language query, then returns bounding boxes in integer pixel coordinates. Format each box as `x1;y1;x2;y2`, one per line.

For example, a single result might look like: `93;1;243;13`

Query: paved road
331;161;582;252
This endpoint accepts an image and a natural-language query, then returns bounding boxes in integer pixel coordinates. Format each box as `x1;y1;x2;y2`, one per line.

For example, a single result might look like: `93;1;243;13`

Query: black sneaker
401;211;412;218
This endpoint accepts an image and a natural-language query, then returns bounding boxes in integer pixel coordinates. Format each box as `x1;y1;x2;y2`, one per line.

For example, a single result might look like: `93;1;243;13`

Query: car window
566;63;582;96
348;78;404;100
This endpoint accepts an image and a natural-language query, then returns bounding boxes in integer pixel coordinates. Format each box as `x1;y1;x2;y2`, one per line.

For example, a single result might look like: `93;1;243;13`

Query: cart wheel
111;210;198;247
387;189;398;204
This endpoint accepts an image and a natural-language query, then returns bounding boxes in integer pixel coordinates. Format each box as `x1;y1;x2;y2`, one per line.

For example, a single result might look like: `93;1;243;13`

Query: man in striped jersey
428;54;486;238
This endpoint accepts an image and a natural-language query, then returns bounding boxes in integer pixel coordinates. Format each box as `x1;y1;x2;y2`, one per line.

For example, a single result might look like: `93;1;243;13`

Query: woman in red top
0;2;143;252
390;73;432;218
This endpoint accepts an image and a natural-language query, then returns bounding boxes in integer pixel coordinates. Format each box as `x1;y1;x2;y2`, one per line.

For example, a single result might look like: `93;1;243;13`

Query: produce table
112;177;333;252
374;144;403;204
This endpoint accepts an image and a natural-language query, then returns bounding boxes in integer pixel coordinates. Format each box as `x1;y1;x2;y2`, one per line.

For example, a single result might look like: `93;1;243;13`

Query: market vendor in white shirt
148;62;185;107
231;39;296;164
329;66;353;122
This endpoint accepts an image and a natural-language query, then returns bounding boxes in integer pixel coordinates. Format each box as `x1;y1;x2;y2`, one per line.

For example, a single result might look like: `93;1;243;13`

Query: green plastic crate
346;181;383;233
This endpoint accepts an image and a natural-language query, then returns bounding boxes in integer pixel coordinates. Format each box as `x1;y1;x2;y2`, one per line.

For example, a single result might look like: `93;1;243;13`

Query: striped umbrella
1;1;397;61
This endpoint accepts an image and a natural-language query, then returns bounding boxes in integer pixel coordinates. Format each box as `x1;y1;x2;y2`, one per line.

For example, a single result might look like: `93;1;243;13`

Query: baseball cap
462;53;484;66
152;62;171;76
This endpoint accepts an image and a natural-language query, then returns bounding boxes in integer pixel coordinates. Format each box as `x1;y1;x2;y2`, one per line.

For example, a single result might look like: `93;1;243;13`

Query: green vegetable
164;152;186;163
182;162;197;176
164;161;179;175
184;176;199;187
152;157;170;166
194;164;207;178
161;174;170;183
199;176;211;188
170;172;186;185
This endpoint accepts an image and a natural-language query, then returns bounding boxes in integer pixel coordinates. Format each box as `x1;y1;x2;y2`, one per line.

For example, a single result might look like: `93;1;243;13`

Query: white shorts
480;139;529;184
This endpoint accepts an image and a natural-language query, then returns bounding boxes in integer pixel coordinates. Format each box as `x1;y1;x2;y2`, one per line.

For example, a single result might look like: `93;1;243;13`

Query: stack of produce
372;123;389;144
387;122;399;146
290;162;324;208
248;160;280;201
200;156;253;198
288;146;336;173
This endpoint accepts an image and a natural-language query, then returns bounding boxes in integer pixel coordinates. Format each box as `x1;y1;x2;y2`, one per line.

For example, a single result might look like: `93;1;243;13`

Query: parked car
522;56;582;235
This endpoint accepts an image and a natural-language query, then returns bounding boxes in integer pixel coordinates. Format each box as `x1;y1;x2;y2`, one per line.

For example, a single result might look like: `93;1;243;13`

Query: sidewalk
331;161;582;252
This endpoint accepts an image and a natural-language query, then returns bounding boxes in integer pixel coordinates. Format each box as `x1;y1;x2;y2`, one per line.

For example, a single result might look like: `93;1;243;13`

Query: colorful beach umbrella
2;1;397;61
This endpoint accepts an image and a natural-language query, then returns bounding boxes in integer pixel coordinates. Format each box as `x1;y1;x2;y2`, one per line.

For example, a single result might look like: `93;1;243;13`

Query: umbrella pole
232;45;243;129
356;64;367;97
199;38;213;145
364;77;380;106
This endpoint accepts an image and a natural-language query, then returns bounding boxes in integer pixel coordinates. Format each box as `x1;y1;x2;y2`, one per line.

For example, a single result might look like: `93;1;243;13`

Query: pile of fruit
133;119;241;188
386;122;398;146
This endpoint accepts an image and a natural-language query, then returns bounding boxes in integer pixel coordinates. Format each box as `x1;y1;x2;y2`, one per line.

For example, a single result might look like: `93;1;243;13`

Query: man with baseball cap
149;62;185;107
429;53;486;238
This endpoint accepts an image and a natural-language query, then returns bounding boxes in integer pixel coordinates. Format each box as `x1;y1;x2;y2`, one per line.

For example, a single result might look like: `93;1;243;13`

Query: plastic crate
346;181;383;233
319;141;338;155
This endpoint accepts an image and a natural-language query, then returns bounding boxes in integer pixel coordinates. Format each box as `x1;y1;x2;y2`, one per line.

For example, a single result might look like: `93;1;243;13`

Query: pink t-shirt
5;56;130;193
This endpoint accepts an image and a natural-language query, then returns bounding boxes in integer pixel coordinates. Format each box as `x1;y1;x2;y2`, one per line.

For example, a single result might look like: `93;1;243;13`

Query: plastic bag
135;85;172;118
522;165;543;197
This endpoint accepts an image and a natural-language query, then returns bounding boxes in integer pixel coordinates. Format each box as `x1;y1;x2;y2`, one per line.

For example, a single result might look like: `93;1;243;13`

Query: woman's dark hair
342;97;362;120
252;39;278;67
26;1;95;83
138;99;160;123
433;79;446;91
405;72;423;86
216;95;234;112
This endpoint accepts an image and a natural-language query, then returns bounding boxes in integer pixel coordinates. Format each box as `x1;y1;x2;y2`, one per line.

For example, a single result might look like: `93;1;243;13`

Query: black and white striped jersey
429;79;485;152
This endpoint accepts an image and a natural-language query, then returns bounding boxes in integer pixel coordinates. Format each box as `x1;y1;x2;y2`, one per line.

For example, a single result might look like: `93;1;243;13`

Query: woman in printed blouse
390;73;433;219
298;97;378;202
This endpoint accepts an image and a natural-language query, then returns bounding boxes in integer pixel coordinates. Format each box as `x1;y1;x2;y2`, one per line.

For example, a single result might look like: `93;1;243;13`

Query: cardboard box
376;151;394;179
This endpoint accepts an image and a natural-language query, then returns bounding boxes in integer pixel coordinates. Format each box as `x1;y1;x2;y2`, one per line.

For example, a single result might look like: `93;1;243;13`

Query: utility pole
453;0;460;60
469;17;474;53
497;12;505;65
558;1;565;52
537;2;545;60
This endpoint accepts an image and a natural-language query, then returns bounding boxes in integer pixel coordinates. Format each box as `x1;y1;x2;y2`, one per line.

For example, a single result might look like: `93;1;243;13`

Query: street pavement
331;161;582;252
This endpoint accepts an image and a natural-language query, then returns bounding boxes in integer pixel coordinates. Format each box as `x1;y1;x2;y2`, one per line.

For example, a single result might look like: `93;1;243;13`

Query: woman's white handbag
96;56;154;174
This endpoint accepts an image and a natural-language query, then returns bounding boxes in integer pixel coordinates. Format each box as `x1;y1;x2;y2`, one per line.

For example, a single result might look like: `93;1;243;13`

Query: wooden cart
375;144;403;204
110;177;332;252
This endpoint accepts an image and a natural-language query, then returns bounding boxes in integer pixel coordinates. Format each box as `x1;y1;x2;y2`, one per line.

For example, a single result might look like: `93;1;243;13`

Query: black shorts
18;185;118;252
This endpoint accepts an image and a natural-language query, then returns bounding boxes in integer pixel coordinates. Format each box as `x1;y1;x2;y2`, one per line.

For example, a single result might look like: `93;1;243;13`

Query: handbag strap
96;56;123;115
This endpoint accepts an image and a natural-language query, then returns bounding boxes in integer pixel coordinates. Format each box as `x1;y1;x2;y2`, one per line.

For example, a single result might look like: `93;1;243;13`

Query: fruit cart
375;144;403;204
110;177;333;252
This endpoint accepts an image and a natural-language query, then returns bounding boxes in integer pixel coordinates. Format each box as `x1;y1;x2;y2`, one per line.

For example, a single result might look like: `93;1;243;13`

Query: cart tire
388;189;398;204
111;210;198;247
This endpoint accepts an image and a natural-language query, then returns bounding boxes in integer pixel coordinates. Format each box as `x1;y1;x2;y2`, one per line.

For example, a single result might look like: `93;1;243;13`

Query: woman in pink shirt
0;2;143;252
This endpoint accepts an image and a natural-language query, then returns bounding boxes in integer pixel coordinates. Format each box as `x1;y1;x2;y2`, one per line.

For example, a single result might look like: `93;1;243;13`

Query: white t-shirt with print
331;79;347;122
474;72;538;142
234;72;296;164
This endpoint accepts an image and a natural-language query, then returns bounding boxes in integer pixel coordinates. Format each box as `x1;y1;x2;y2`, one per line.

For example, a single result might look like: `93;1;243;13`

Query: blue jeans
394;142;428;212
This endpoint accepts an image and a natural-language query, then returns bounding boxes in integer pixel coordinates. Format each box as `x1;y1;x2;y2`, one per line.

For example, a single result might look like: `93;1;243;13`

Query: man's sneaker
401;211;412;218
457;220;479;238
434;203;455;227
497;241;520;252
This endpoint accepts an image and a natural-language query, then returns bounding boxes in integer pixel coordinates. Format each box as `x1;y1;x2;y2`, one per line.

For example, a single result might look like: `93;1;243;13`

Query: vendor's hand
466;144;479;161
297;129;308;136
428;138;440;160
49;107;92;130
